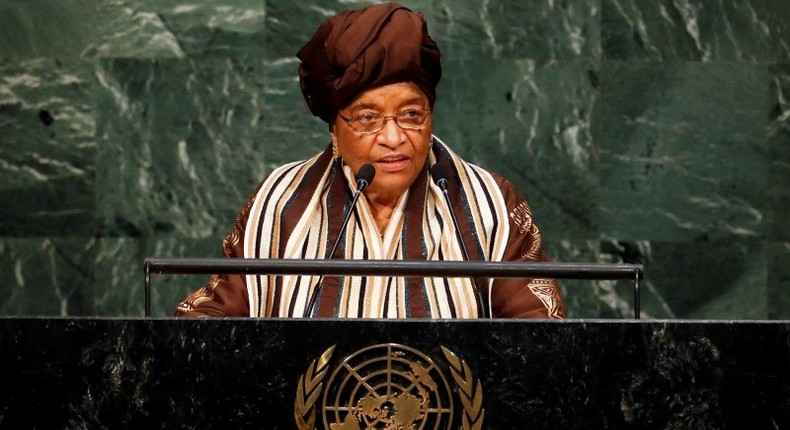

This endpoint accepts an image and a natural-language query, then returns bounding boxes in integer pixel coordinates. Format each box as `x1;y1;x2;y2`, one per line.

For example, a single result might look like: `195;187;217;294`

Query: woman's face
332;82;433;205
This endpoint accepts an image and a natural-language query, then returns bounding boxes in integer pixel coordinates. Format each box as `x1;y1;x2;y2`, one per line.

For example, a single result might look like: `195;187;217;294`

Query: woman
175;2;565;319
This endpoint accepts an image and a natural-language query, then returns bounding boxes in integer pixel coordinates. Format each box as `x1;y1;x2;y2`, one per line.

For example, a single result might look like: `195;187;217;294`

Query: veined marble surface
1;319;789;428
0;0;788;318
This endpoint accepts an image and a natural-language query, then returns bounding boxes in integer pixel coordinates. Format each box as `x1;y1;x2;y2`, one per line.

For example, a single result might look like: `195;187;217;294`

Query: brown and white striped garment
175;136;565;319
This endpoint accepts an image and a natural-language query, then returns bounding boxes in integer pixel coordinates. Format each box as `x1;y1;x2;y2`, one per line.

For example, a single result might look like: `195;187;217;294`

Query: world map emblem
294;344;484;430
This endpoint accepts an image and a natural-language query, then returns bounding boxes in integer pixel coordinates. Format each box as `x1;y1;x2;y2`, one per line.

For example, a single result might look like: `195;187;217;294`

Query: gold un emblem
294;343;484;430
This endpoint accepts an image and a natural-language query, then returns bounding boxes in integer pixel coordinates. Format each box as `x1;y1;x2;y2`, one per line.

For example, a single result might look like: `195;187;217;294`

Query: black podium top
1;318;788;429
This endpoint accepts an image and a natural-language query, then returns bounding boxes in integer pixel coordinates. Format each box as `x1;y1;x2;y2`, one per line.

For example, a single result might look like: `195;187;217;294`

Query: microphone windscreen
357;163;375;187
430;163;450;186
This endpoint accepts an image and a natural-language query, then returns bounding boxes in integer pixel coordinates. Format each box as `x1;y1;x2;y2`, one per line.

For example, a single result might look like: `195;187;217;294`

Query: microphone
430;163;490;318
327;163;375;260
304;163;375;317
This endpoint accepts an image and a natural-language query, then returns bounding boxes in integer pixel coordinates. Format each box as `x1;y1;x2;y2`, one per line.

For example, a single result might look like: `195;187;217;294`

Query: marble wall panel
602;0;784;62
86;0;266;58
769;65;790;240
596;61;769;242
0;0;786;319
436;59;599;240
770;1;790;62
0;0;101;59
263;0;432;59
770;65;790;316
95;57;267;238
544;238;730;320
430;0;600;62
544;240;639;319
95;236;219;316
0;236;214;317
643;239;768;319
260;57;331;166
768;242;790;319
0;238;95;316
0;58;96;236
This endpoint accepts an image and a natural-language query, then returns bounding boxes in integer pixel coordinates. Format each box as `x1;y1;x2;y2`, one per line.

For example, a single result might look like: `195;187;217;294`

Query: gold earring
332;137;339;160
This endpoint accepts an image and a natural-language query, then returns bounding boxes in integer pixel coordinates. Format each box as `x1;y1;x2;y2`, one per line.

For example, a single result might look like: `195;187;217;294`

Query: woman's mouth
377;155;410;171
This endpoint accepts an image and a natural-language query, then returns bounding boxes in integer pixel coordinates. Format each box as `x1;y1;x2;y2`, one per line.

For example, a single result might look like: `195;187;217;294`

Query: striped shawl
243;137;513;318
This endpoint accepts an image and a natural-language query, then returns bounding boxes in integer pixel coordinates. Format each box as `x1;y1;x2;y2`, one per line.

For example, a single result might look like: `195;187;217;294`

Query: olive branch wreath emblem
293;344;484;429
441;346;485;430
294;345;335;430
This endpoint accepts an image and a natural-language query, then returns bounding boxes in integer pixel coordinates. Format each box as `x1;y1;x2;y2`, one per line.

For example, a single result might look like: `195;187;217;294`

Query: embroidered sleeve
509;200;543;261
488;174;566;319
526;278;566;319
175;275;222;315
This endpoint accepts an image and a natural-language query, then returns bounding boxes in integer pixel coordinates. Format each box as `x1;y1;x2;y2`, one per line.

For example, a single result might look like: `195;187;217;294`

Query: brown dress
176;139;565;319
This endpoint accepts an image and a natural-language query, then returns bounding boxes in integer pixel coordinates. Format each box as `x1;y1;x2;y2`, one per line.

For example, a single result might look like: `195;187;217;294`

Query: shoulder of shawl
222;180;265;257
480;168;544;260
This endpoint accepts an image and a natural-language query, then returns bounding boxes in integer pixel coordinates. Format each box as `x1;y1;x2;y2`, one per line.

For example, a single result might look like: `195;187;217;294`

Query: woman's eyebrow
350;103;378;111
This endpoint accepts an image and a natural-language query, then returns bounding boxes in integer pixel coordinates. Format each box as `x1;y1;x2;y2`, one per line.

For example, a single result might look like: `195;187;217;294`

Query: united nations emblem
294;344;484;430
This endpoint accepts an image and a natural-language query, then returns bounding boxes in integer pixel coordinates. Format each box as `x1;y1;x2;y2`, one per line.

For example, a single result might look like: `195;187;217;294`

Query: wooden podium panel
1;318;788;429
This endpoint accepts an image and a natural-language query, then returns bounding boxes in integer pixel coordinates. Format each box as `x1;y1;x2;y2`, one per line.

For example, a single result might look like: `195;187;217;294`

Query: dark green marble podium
1;318;788;429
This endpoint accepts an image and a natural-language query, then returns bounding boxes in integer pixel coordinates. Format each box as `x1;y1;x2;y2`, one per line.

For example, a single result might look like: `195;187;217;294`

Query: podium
1;317;789;429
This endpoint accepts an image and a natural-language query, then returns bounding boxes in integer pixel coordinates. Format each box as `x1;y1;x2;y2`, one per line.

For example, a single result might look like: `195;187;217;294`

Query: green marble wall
0;0;787;318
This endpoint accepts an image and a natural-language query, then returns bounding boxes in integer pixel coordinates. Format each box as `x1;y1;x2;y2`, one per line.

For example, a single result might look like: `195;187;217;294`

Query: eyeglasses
338;107;431;135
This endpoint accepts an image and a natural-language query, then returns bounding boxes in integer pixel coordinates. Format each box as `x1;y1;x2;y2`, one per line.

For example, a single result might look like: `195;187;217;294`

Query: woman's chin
369;175;413;200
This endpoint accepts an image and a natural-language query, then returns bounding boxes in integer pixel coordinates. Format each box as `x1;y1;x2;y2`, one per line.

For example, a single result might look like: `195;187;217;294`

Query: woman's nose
378;116;406;147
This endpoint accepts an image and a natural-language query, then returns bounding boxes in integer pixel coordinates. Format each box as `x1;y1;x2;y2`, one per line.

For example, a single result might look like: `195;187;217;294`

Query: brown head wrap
297;2;442;124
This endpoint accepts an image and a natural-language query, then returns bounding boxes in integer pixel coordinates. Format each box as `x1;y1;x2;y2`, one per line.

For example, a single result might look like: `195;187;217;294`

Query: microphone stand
303;164;375;317
432;164;490;318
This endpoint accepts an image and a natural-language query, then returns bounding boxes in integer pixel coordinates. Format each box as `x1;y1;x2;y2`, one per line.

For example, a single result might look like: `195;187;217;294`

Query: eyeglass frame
336;107;432;135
